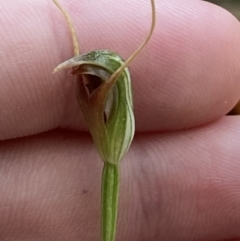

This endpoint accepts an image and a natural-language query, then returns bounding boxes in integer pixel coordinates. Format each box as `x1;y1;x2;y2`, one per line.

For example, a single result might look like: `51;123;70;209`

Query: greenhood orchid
52;1;156;240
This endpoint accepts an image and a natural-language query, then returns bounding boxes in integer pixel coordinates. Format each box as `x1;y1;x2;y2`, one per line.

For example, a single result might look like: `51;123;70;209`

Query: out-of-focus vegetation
205;0;240;20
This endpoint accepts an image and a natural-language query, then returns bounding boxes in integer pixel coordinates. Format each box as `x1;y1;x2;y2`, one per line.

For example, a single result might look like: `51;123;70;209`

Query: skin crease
0;0;240;240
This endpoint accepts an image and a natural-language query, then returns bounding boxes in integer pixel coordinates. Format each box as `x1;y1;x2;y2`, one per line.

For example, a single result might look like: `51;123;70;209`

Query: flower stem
101;163;120;241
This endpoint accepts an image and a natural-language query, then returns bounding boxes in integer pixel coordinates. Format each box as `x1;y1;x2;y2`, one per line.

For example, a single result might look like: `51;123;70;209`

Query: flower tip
52;58;77;74
52;65;62;74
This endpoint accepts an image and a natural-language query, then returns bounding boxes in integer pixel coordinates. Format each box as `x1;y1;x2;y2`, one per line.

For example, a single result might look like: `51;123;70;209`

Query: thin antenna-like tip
52;0;80;56
108;0;156;84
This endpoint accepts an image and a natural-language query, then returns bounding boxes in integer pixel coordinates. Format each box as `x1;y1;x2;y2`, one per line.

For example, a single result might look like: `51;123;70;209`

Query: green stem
101;163;120;241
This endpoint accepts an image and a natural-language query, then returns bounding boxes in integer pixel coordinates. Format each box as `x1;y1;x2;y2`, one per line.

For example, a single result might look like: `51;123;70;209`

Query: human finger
0;116;240;240
1;0;240;140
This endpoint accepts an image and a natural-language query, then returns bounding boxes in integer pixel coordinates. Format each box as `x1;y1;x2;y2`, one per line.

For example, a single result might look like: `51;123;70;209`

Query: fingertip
133;0;240;131
1;0;240;140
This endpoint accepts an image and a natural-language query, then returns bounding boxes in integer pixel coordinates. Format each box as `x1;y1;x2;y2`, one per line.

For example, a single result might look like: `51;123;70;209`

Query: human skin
1;0;240;240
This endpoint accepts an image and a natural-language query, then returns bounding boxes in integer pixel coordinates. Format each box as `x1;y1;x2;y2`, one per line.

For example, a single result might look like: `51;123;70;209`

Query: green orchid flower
52;0;155;240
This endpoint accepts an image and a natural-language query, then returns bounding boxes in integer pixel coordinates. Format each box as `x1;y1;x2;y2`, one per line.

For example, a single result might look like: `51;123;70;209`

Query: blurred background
205;0;240;20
